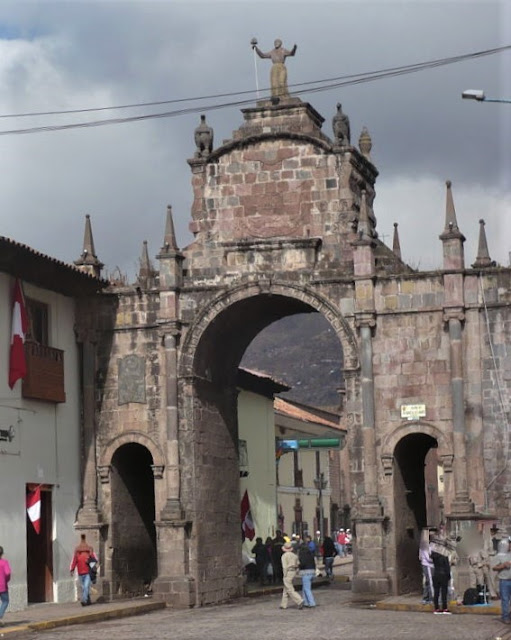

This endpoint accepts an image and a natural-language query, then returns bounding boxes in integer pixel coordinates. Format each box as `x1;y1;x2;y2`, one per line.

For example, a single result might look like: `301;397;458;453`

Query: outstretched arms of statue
252;44;270;59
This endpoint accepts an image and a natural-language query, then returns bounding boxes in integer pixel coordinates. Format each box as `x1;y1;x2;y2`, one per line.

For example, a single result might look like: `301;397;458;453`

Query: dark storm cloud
0;1;508;276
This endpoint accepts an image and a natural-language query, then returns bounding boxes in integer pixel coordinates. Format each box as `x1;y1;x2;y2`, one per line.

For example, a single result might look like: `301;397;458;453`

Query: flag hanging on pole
8;278;28;389
26;486;41;534
240;489;255;541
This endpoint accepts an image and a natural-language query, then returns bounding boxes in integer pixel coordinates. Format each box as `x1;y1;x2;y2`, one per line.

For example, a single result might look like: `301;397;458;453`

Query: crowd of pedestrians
248;529;352;588
245;528;353;610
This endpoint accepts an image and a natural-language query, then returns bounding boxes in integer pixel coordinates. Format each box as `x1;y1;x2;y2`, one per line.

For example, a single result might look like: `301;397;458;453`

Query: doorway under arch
393;432;439;594
110;443;157;596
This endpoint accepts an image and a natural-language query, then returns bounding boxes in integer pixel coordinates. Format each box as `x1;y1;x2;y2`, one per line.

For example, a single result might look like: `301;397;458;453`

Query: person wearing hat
279;542;304;610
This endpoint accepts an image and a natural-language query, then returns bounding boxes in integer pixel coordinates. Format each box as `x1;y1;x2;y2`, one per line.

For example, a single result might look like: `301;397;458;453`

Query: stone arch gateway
75;92;507;607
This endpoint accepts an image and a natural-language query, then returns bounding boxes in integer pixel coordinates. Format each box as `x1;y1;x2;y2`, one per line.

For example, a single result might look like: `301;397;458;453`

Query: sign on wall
401;404;426;420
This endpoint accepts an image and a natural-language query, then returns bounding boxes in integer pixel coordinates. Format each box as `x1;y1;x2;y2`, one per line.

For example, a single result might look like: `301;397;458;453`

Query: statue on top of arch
251;38;297;99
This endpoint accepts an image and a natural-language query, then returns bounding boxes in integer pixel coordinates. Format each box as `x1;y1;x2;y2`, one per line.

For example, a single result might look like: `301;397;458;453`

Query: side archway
382;422;452;595
100;434;162;598
381;421;452;470
99;431;165;472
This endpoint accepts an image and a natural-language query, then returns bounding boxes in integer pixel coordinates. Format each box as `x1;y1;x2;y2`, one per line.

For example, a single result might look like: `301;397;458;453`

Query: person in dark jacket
272;531;285;584
322;536;337;580
298;543;317;607
252;537;268;585
430;537;452;614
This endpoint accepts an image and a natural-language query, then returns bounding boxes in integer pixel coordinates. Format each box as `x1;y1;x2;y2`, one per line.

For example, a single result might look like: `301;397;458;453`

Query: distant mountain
241;313;344;408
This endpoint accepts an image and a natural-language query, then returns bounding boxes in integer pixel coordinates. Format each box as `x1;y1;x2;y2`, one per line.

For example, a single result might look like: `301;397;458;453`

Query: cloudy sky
0;0;509;280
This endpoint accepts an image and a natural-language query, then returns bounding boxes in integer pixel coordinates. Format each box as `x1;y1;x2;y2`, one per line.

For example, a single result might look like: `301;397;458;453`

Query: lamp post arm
483;98;511;104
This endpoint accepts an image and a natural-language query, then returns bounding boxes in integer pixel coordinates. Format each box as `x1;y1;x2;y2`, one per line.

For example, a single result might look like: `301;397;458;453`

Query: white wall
0;274;82;609
277;447;331;538
238;389;277;557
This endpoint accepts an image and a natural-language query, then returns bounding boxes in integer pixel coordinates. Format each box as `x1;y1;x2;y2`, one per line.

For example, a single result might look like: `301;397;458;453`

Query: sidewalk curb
0;601;166;635
375;600;501;615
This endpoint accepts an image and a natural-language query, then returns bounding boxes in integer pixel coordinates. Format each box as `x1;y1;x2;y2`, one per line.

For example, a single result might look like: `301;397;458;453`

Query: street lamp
462;89;511;104
314;472;327;541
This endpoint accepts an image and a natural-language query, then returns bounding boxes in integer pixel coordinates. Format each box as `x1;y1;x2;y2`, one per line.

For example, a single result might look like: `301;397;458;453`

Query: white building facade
0;237;105;610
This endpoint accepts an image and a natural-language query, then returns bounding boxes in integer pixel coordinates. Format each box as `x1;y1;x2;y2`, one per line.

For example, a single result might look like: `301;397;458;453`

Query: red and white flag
241;489;255;541
8;279;28;389
26;486;41;534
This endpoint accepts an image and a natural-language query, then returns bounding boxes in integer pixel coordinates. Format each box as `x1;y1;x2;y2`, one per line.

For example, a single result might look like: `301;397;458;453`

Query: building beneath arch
73;91;511;607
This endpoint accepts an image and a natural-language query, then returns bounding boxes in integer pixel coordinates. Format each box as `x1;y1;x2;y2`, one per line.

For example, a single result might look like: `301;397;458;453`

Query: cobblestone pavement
9;585;507;640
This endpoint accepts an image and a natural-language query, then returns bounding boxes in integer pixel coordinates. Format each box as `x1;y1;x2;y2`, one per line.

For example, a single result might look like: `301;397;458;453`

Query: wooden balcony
22;342;66;403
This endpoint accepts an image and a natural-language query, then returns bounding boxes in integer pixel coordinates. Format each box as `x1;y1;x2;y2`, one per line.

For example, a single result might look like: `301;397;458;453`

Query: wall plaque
401;404;426;420
118;355;146;405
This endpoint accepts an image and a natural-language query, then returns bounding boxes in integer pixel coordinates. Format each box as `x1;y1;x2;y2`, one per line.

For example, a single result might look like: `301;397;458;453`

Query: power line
0;44;508;136
0;43;508;120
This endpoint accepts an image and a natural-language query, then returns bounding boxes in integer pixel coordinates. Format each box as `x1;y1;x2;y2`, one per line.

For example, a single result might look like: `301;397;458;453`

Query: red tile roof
274;397;345;431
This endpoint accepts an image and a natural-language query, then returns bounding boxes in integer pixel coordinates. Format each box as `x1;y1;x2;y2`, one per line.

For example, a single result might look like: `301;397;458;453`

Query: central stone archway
177;282;358;603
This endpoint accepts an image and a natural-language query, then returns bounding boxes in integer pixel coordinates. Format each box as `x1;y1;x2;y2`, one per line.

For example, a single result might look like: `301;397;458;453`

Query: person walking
252;537;268;585
492;538;511;624
0;547;11;626
279;542;303;610
264;537;275;583
419;531;434;604
298;542;317;608
272;531;285;584
430;536;452;614
322;535;337;580
70;534;97;606
336;529;347;557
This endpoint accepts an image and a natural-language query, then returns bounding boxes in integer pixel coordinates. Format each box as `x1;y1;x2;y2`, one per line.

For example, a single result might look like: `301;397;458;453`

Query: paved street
9;584;507;640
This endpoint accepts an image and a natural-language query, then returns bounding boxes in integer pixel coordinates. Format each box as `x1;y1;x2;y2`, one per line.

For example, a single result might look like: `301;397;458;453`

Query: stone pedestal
152;520;195;607
446;513;488;600
351;516;389;595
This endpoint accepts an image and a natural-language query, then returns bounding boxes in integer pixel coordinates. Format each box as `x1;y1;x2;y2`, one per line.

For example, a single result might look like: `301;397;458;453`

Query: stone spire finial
137;240;156;289
440;180;465;239
156;205;184;290
74;214;104;278
392;222;402;259
445;180;458;230
439;180;465;270
357;190;372;241
358;127;372;159
472;219;496;268
160;205;179;253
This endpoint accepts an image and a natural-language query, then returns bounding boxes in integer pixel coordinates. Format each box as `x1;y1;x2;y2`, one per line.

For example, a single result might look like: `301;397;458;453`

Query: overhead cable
0;44;508;136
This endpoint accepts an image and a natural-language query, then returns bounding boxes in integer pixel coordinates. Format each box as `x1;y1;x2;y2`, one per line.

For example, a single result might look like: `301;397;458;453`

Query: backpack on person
87;556;98;584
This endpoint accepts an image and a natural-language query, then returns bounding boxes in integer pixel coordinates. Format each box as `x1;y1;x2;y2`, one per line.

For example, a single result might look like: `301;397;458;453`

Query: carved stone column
357;315;380;515
153;327;194;606
351;314;387;595
444;309;474;515
160;330;184;520
74;327;104;598
75;329;101;527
